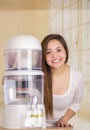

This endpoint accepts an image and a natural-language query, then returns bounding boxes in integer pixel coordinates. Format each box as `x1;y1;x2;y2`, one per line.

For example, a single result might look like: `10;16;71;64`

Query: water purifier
3;35;46;129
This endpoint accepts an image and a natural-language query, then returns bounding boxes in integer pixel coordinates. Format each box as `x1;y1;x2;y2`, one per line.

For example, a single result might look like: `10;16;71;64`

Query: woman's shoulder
71;67;83;79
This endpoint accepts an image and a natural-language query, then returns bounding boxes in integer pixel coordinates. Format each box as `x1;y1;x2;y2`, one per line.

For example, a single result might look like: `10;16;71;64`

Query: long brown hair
41;34;69;118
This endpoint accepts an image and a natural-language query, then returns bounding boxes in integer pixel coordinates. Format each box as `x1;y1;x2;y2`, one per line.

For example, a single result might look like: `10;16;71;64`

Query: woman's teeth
52;59;60;63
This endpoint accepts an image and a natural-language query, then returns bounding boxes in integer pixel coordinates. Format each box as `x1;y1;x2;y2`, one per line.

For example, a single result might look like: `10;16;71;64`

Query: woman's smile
52;59;60;63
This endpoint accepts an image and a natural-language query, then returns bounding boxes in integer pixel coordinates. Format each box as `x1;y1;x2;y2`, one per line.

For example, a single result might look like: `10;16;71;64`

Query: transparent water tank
5;35;42;70
4;71;44;105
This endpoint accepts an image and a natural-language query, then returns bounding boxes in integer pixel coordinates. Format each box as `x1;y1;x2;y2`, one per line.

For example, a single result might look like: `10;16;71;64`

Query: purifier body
3;35;46;129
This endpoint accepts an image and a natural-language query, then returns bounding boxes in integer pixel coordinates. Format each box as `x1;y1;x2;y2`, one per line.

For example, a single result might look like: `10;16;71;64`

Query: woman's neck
51;64;69;76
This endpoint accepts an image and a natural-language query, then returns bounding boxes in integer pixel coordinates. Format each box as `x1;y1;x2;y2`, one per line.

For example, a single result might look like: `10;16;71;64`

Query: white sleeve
68;72;85;113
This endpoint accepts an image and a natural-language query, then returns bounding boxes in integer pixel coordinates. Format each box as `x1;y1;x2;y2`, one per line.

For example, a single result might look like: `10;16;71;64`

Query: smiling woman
41;34;85;128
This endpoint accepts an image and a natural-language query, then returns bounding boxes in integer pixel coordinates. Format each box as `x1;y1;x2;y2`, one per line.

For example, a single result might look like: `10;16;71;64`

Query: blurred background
0;0;90;129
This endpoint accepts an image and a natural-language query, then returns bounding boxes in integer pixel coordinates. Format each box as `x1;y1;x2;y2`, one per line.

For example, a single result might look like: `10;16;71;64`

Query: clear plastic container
5;49;42;70
4;71;44;105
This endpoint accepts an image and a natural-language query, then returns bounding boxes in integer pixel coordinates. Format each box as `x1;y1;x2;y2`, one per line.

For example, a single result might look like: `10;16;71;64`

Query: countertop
0;127;73;130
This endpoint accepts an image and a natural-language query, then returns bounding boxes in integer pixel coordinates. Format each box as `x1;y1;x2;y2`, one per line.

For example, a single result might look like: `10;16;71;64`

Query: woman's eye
57;49;61;52
46;51;51;54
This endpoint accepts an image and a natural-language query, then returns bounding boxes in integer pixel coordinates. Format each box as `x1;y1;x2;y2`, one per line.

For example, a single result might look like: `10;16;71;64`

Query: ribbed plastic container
4;70;44;105
5;35;42;71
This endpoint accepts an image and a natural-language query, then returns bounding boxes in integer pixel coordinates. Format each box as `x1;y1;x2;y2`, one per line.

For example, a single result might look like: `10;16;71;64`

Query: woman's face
45;39;67;69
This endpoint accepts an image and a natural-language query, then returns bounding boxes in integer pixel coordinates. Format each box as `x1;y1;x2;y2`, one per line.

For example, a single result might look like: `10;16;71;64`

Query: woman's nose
52;51;57;57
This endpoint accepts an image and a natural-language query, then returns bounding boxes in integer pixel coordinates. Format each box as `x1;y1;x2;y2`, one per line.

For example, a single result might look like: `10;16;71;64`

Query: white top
6;35;41;50
47;67;85;126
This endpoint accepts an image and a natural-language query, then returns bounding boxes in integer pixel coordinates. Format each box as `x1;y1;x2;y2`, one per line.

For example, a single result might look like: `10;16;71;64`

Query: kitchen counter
0;107;74;130
1;108;90;130
0;127;73;130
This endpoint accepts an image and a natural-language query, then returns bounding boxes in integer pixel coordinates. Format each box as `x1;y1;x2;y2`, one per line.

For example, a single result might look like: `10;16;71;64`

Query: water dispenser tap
31;95;38;110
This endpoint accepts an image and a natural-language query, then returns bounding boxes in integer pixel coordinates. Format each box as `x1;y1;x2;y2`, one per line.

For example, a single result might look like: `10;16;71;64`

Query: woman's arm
58;72;85;127
57;108;75;127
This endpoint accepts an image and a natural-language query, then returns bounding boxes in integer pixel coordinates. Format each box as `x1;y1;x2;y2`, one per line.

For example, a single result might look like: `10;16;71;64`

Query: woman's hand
57;109;75;127
57;116;72;127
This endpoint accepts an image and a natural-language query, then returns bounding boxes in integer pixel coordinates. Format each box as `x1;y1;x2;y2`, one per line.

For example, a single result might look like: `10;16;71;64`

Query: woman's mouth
52;59;61;63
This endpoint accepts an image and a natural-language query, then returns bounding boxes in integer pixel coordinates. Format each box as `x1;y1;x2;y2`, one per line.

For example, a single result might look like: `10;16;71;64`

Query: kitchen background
0;0;90;130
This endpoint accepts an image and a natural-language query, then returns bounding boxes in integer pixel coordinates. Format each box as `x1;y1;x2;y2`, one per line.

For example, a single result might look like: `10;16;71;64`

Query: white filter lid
4;70;44;76
5;35;41;50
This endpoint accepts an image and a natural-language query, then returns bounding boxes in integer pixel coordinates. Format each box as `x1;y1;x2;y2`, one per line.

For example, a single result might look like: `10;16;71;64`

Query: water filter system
3;35;46;129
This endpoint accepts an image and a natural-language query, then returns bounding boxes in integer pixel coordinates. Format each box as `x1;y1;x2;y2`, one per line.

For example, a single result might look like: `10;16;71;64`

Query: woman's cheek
46;56;51;65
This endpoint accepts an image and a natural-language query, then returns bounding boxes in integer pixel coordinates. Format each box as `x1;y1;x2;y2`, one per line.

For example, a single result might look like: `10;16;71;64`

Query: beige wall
0;0;50;105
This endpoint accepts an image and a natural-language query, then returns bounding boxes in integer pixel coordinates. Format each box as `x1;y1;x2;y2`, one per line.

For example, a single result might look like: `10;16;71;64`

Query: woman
41;34;85;127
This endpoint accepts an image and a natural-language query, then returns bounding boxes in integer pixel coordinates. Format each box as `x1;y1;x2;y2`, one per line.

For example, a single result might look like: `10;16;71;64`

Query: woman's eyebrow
56;47;61;49
46;46;62;51
46;48;51;51
55;47;62;50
